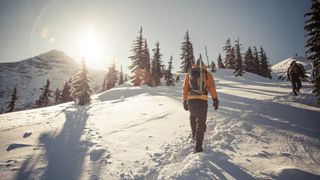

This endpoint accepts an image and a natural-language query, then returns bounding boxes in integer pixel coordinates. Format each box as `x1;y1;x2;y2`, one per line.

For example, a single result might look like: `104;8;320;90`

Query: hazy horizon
0;0;311;71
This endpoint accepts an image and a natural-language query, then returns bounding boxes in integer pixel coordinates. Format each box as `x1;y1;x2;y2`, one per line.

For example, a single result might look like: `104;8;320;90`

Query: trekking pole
200;54;203;93
205;46;210;67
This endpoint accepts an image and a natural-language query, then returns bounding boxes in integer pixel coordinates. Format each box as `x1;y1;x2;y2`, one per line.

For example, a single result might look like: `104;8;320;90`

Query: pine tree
217;54;225;69
124;74;128;82
223;38;236;69
142;39;152;86
36;79;53;107
180;31;195;73
244;46;255;73
305;0;320;104
6;84;18;113
166;56;175;86
259;47;272;79
151;42;163;86
234;38;243;76
252;46;261;75
129;27;144;86
119;65;124;85
104;61;118;90
71;59;92;105
61;79;73;103
54;88;61;105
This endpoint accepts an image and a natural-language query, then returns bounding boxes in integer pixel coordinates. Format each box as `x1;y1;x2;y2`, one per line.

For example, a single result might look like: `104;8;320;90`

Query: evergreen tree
217;54;225;69
36;79;53;107
151;42;163;86
129;27;144;86
119;65;124;85
210;60;216;73
61;79;73;103
223;38;236;69
244;46;255;73
142;39;152;86
259;47;272;79
124;74;128;82
252;46;261;75
166;56;175;86
54;88;61;105
305;0;320;104
6;84;18;113
71;59;92;105
180;31;195;73
234;38;243;76
104;61;118;90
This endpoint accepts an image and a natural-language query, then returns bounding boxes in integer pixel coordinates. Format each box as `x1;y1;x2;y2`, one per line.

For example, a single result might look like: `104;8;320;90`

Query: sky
0;0;311;72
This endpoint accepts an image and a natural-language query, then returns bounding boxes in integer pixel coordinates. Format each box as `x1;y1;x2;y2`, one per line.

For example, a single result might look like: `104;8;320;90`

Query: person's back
287;61;304;95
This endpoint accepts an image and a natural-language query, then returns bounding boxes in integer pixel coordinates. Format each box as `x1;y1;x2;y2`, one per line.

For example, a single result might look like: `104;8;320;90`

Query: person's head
290;60;296;66
195;59;206;69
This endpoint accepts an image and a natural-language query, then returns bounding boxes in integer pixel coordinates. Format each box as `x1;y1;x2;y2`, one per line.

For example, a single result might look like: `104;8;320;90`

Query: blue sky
0;0;311;71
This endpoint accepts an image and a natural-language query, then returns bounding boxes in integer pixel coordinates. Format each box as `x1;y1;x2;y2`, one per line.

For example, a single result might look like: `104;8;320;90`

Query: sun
75;28;111;68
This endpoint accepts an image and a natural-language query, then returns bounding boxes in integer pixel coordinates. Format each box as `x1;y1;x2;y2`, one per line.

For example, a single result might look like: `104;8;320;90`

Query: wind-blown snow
0;69;319;180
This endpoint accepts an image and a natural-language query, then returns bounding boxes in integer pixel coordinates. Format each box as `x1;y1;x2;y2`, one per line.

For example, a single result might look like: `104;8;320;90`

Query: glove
183;100;189;111
212;98;219;110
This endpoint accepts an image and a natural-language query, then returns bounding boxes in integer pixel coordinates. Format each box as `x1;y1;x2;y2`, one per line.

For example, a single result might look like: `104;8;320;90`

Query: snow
271;56;313;81
0;50;105;111
0;69;319;179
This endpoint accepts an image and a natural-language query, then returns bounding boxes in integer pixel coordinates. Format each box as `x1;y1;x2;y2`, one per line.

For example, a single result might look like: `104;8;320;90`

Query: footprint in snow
23;132;32;138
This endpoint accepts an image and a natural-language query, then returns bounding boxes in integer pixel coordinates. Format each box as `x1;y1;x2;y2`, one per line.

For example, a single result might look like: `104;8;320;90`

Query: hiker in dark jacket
287;61;304;96
182;59;218;153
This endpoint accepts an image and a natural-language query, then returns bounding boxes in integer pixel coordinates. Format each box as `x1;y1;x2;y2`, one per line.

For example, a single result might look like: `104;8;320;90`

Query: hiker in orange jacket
182;59;219;153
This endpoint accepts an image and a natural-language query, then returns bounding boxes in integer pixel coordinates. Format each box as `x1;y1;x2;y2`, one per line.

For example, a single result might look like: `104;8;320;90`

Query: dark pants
188;99;208;152
291;78;302;95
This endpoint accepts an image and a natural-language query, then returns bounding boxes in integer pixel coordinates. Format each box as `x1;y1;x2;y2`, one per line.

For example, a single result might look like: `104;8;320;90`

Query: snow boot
194;133;204;153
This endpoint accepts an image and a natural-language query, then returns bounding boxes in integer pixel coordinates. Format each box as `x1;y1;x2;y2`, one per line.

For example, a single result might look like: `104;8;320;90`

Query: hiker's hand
212;98;219;110
183;100;189;111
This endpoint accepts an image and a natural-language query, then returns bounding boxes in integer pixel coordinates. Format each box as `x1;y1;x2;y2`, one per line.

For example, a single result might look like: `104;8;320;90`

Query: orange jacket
183;69;218;101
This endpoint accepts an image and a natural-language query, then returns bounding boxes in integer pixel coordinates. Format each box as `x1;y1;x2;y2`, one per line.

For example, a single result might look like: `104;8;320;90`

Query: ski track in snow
0;70;319;179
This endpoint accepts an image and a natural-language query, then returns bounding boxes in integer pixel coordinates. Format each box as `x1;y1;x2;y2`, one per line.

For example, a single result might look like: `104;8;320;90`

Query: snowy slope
271;56;313;81
0;69;319;180
0;50;105;111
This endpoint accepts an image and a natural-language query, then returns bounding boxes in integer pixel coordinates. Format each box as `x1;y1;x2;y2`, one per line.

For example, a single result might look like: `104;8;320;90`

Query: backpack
188;67;208;95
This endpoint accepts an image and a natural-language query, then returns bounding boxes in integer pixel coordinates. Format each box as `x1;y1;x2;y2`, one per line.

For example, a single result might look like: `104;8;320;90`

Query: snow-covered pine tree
129;27;144;86
61;79;73;103
252;46;261;75
304;0;320;104
259;47;272;79
36;79;53;107
180;31;195;73
166;56;175;86
142;39;152;86
6;84;18;113
210;60;216;72
223;38;236;69
151;42;163;86
105;61;118;90
71;59;92;105
244;46;255;73
54;88;61;105
234;38;243;76
119;65;124;85
217;54;225;69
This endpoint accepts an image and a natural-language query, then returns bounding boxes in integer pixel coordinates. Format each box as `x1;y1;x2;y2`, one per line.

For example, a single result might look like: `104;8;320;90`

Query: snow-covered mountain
271;56;313;81
0;50;105;111
0;69;319;179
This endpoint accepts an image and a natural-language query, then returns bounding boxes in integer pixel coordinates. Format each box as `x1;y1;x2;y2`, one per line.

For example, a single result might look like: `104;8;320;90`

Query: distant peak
35;49;76;64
